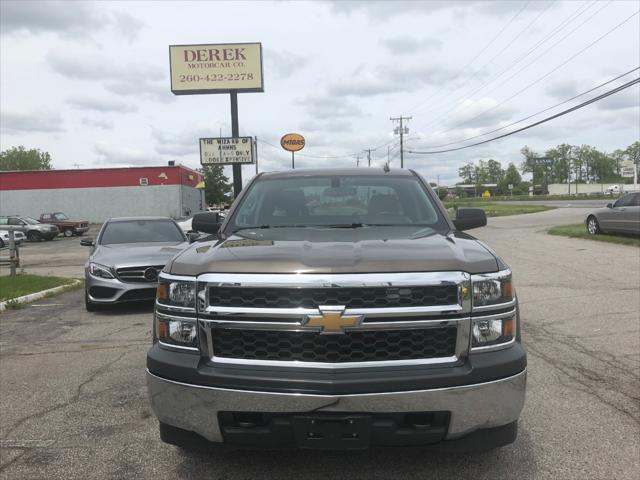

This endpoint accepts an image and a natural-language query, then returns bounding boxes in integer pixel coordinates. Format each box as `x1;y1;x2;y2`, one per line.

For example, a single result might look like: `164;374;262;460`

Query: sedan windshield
99;220;185;245
228;174;447;232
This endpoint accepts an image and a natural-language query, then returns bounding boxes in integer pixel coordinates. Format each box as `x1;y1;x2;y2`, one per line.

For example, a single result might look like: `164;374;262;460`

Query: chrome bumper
147;368;526;443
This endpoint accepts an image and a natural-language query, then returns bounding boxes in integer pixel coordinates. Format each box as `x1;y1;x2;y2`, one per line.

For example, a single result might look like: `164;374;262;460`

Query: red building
0;165;204;222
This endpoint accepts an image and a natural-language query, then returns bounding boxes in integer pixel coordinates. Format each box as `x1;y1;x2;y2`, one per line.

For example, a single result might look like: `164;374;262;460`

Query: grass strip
0;274;79;302
445;202;555;217
548;224;640;246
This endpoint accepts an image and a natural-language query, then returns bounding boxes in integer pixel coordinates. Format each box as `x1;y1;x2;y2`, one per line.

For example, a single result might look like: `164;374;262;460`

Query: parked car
586;192;640;235
0;215;59;241
40;212;89;237
0;229;26;248
605;185;621;195
82;217;191;311
148;168;526;452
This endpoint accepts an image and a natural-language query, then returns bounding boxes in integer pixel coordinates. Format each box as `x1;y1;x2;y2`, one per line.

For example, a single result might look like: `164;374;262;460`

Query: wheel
0;238;4;248
63;228;74;237
85;290;99;312
27;231;43;242
587;216;601;235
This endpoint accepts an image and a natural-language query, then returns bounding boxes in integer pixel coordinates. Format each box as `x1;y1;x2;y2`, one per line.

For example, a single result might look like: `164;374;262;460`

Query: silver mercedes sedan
82;217;191;311
586;192;640;236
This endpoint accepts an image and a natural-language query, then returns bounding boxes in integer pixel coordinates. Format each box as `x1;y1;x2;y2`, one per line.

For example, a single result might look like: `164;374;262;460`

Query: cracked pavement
0;207;638;479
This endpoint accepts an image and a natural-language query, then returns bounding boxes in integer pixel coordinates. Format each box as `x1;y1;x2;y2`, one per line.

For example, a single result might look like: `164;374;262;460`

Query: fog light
156;315;198;350
472;317;515;349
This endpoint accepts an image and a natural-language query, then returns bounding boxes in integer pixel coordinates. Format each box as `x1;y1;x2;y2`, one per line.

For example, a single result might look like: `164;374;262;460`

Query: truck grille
209;285;458;309
211;327;457;363
116;265;165;283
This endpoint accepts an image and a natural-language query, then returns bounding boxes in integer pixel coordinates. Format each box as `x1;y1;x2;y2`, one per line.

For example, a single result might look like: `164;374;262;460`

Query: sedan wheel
587;216;601;235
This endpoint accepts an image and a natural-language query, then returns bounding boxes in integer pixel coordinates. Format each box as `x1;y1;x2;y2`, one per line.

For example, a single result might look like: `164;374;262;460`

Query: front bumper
86;273;157;304
147;368;526;444
75;226;90;234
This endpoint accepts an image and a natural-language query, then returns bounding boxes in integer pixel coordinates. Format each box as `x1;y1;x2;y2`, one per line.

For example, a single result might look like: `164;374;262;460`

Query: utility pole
390;115;412;168
356;155;361;167
364;149;371;167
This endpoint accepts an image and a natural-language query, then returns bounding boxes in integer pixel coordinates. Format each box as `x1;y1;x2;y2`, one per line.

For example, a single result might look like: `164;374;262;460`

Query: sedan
82;217;191;311
0;230;26;248
586;192;640;236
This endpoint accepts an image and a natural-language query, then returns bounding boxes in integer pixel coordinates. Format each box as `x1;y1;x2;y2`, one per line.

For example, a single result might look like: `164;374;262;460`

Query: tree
624;141;640;165
201;165;232;206
0;146;52;171
498;163;522;194
458;162;476;184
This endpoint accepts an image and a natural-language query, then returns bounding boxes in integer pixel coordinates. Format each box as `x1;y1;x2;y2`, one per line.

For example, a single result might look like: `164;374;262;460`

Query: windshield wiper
311;223;364;229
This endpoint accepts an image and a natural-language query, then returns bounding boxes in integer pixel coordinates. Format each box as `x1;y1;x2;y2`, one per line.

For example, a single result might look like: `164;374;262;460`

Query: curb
0;280;82;312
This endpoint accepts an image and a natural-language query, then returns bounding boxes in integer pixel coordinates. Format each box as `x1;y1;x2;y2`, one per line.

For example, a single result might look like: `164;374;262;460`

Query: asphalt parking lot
0;207;638;479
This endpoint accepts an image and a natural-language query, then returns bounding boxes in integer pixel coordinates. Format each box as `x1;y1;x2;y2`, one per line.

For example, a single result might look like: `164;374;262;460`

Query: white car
606;185;621;195
0;229;26;248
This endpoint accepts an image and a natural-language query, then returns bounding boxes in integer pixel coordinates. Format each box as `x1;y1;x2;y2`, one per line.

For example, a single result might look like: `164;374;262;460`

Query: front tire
63;228;74;237
27;231;43;242
85;290;99;312
587;216;601;235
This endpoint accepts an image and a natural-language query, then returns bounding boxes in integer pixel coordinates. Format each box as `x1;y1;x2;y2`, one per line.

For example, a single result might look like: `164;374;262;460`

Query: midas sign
169;42;263;95
281;133;305;152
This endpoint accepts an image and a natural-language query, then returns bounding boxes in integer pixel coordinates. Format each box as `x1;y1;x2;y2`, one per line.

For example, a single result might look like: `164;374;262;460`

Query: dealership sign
622;164;637;178
169;43;264;95
199;137;255;165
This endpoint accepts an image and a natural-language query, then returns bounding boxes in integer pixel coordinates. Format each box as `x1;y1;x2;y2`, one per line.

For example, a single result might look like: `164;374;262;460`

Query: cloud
81;117;114;130
67;96;138;113
328;63;464;97
1;111;64;133
380;36;442;54
0;1;144;40
151;125;229;157
299;119;354;134
299;95;364;119
94;141;152;166
441;97;518;128
266;49;309;79
596;85;640;111
545;80;579;100
48;51;172;102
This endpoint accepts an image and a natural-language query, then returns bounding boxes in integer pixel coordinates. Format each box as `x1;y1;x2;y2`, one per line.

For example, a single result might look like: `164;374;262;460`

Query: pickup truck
147;168;526;451
39;212;89;237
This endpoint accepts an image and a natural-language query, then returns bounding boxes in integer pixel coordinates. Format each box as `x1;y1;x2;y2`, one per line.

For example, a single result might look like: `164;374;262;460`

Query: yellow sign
482;190;491;198
169;43;263;95
280;133;305;152
305;309;363;334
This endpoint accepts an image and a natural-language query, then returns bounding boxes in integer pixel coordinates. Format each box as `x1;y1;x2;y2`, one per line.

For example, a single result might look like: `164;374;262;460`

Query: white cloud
67;96;138;113
1;111;64;133
94;141;152;166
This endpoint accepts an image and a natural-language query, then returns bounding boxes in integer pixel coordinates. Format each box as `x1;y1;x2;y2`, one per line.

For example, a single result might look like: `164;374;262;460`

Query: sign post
280;133;305;169
169;42;264;198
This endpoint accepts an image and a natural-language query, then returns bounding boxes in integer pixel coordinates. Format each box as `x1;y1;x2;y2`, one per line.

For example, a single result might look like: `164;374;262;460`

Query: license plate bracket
292;414;371;450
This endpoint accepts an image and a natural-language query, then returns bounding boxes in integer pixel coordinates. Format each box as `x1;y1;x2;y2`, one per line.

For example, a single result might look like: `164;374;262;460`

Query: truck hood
91;242;188;268
168;227;500;275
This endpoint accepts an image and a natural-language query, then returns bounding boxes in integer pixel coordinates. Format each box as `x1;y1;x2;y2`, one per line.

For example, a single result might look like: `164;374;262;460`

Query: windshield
53;213;68;220
23;217;40;225
228;174;447;232
99;220;185;245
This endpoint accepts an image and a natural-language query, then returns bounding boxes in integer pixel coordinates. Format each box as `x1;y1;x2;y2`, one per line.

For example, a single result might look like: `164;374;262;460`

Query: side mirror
187;231;200;243
192;212;223;234
606;203;613;208
80;238;95;246
453;208;487;231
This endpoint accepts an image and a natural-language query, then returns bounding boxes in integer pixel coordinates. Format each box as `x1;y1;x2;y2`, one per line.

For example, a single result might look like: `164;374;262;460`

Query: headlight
155;313;198;350
89;262;115;279
472;316;516;349
471;270;513;308
157;279;196;308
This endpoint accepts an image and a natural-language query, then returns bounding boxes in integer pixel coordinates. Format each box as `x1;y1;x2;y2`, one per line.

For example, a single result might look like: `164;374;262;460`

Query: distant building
450;184;498;197
0;165;204;223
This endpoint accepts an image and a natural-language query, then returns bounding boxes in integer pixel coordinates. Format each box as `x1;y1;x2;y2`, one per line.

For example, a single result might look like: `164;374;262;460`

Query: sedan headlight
89;262;115;279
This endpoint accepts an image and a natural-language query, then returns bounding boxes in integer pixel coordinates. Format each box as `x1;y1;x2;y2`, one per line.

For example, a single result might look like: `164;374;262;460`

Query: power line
409;0;555;117
428;7;638;137
407;77;640;155
405;0;532;115
414;0;606;133
417;66;639;150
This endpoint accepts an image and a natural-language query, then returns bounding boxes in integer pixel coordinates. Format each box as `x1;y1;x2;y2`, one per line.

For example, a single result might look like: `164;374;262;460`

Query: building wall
547;183;626;195
0;184;203;223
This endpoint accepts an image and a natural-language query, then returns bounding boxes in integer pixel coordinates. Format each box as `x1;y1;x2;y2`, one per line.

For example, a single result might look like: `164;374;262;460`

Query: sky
1;0;639;186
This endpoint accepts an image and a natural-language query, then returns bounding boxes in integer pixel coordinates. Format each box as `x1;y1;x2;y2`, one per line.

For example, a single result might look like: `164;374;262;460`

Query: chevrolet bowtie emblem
305;306;363;335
